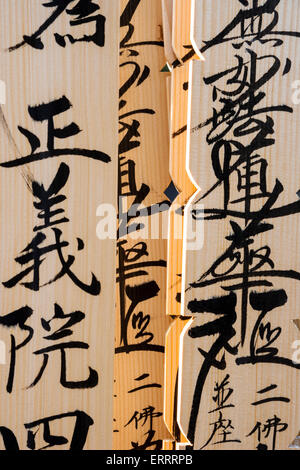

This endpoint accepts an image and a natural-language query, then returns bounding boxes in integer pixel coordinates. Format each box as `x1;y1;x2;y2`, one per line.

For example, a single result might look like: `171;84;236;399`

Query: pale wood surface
163;1;201;447
167;63;196;318
166;74;172;131
179;0;300;449
0;0;119;450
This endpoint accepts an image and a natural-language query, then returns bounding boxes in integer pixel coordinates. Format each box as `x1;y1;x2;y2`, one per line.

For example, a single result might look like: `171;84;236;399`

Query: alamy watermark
96;198;205;251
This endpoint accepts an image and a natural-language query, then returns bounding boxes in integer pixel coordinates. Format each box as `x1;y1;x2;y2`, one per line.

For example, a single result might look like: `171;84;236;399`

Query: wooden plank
167;63;196;318
164;317;190;443
162;0;177;66
114;0;171;450
172;0;197;64
166;74;172;131
179;0;300;450
163;2;204;446
172;0;204;65
0;0;119;450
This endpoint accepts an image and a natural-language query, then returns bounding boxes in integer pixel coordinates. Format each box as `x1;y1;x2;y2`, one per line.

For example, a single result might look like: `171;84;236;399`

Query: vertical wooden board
163;318;189;442
164;65;193;446
172;0;197;63
164;1;204;446
114;0;171;450
162;0;177;66
0;0;119;450
166;74;172;131
167;63;196;318
179;0;300;449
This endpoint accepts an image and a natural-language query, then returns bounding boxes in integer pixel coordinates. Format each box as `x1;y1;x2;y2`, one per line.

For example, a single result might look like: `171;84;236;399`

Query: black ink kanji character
3;163;100;295
9;0;105;51
0;411;93;450
0;306;33;393
201;411;241;449
41;303;85;340
128;373;161;394
209;374;234;413
1;96;110;168
125;405;162;451
32;161;70;232
131;430;162;450
247;415;288;450
251;383;290;406
3;227;100;295
200;0;300;53
30;304;98;389
237;289;300;369
187;292;238;444
125;406;162;431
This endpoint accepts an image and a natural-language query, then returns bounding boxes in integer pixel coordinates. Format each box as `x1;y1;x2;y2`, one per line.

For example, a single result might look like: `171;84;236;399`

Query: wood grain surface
163;0;201;449
0;0;119;450
114;0;171;450
179;0;300;450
